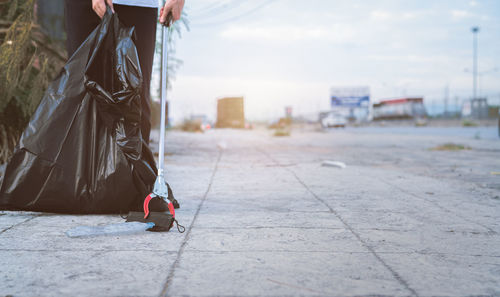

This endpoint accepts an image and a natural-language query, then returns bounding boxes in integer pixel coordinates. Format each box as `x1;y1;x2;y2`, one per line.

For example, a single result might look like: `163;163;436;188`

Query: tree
150;11;189;128
0;0;66;163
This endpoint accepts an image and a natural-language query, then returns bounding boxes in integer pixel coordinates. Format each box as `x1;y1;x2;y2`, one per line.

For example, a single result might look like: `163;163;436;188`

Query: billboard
330;87;370;108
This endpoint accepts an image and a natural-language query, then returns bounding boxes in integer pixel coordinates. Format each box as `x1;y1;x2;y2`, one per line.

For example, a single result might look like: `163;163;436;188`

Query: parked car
321;113;347;128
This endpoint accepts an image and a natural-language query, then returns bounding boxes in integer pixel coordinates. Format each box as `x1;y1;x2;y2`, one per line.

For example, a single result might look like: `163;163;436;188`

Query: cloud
450;9;489;21
369;9;435;22
451;9;471;19
370;10;392;21
366;54;443;63
220;24;356;43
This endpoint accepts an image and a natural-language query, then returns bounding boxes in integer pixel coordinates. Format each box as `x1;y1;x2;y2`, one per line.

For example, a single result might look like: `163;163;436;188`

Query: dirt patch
273;129;290;137
430;143;471;151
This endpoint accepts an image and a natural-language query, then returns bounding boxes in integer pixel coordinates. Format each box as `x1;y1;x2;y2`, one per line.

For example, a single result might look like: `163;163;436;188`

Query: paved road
1;128;499;296
348;126;499;140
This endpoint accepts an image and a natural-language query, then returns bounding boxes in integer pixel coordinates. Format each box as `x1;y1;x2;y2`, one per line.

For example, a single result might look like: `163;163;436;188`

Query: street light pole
472;26;480;100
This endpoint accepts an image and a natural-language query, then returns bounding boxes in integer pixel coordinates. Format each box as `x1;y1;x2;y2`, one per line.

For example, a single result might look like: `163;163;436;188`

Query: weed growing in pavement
430;143;471;151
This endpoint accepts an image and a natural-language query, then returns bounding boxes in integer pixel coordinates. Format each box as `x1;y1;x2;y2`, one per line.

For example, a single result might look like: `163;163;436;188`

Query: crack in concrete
257;148;420;297
377;178;497;235
159;149;223;297
0;215;40;235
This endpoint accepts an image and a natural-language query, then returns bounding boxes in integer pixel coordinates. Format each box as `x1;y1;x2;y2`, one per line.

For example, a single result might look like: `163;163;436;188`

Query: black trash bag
0;9;157;213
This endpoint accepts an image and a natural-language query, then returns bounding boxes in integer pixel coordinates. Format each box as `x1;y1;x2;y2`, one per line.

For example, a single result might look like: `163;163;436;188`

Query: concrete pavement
1;127;499;296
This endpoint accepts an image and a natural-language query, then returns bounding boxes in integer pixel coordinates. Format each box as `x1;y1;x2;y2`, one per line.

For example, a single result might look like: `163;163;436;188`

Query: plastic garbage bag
0;9;157;213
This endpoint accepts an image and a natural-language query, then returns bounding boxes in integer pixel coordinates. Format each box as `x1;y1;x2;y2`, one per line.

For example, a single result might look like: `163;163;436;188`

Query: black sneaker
135;190;180;213
147;196;169;212
165;182;180;209
132;182;180;213
140;195;180;212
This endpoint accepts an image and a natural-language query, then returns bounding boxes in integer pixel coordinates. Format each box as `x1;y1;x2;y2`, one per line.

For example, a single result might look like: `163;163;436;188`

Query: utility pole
472;26;480;100
444;84;449;117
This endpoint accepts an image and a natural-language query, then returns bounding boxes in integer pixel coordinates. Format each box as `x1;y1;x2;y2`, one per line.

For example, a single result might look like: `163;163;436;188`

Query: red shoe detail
143;194;153;219
167;202;175;218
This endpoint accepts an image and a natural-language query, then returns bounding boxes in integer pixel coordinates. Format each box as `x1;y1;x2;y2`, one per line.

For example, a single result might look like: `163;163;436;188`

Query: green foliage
154;11;190;93
179;118;203;133
273;129;290;137
0;0;33;112
462;119;478;127
430;143;471;151
6;0;21;21
0;0;66;163
151;11;189;127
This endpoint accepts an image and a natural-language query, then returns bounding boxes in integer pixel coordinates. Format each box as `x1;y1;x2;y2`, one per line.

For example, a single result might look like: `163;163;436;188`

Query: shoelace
174;219;185;233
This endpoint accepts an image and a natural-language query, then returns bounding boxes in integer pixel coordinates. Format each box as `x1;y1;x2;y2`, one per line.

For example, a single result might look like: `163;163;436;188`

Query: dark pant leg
64;2;157;144
64;0;100;58
114;4;158;145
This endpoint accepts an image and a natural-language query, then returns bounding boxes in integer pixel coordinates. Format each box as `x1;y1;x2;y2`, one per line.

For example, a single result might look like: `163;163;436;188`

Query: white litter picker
126;12;184;232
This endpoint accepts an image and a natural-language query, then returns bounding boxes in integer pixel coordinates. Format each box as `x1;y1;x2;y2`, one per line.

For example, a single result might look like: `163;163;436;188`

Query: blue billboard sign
331;95;370;107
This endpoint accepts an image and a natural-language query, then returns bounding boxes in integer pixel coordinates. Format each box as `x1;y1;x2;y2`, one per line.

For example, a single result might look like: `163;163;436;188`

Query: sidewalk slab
1;128;499;296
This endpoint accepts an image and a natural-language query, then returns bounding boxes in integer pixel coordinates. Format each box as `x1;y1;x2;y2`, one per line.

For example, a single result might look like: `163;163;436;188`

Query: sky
152;0;500;123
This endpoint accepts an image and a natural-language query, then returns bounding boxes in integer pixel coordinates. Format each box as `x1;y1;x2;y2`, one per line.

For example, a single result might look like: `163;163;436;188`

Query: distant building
216;97;245;128
461;98;488;119
190;114;212;131
372;98;427;120
329;86;370;122
285;106;293;118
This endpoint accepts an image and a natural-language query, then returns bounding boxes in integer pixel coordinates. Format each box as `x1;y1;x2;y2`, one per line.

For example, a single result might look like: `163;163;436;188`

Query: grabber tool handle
158;12;171;174
163;11;173;27
159;4;173;27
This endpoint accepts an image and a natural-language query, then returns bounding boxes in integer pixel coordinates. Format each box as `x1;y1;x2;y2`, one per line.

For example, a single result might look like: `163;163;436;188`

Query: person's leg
64;0;101;57
114;4;158;144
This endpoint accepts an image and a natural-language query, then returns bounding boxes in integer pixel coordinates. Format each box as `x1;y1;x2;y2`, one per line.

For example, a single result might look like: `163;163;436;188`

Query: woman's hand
160;0;185;25
92;0;114;19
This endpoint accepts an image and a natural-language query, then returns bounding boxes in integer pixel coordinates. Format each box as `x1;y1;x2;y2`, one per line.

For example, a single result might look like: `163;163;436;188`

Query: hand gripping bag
0;9;157;213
